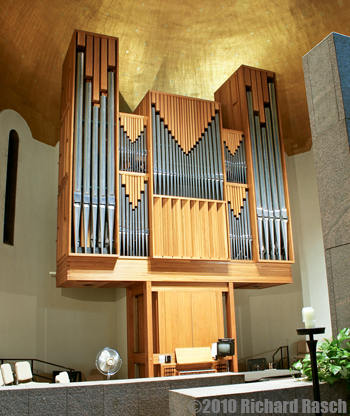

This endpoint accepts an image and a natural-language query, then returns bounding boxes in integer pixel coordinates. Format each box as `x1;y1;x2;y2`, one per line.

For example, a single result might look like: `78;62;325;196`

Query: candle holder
296;327;325;416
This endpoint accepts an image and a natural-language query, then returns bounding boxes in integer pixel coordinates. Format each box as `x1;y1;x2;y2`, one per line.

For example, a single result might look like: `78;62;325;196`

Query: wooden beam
226;282;238;372
85;35;93;79
144;281;154;377
127;287;135;378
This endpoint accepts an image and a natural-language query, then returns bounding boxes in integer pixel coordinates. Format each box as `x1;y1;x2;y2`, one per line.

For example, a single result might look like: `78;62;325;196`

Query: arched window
3;129;19;245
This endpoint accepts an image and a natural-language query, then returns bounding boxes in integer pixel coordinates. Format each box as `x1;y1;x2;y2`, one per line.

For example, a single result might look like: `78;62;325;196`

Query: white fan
95;347;122;380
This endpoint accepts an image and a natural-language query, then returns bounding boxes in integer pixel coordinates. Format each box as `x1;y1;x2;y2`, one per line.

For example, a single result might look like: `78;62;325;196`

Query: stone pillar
303;32;350;337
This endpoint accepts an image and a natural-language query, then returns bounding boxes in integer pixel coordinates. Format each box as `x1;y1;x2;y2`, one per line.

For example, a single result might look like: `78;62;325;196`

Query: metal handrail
272;346;289;369
0;358;77;382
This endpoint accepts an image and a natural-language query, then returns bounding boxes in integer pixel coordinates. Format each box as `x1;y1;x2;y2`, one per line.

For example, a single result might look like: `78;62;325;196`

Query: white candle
302;307;316;328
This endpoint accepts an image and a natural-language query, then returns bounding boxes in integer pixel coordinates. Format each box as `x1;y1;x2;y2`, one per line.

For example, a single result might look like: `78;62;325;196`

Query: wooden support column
144;281;154;377
227;282;238;372
126;287;135;378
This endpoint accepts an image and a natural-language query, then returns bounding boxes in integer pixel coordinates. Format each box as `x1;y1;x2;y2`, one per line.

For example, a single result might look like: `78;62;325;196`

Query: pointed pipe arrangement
152;105;223;200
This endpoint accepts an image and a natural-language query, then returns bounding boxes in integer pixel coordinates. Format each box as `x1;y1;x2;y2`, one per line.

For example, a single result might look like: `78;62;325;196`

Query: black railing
0;358;80;382
272;346;289;369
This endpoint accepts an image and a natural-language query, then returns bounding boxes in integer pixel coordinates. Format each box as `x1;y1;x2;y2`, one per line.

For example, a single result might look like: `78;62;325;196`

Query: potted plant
292;328;350;386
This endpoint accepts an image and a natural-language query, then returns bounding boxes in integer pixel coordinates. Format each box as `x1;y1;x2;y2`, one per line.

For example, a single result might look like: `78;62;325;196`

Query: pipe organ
57;30;294;378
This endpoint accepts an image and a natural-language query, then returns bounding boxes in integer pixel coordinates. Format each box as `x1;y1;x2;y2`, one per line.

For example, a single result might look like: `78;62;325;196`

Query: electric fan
95;347;122;380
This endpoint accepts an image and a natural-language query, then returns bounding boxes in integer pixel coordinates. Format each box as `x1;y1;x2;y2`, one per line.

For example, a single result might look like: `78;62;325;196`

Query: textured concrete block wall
169;379;348;416
303;32;350;335
0;373;244;416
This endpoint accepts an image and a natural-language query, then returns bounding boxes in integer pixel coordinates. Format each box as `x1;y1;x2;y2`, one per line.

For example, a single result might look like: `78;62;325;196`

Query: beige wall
287;150;332;339
0;110;127;379
235;149;331;367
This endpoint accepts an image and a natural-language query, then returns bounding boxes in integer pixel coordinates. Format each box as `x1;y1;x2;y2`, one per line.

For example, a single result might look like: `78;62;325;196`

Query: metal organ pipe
72;49;117;254
118;114;149;257
151;105;224;200
71;68;285;263
73;52;84;254
83;81;92;253
269;83;288;260
224;137;247;184
246;84;289;261
99;94;107;254
91;105;99;254
227;196;252;261
118;179;149;257
107;72;116;254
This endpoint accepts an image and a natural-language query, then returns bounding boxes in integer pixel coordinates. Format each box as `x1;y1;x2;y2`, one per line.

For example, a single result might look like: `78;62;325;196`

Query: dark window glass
3;130;19;245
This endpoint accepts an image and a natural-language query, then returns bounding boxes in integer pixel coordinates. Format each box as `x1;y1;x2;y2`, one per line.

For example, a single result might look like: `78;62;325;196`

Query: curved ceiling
1;0;349;155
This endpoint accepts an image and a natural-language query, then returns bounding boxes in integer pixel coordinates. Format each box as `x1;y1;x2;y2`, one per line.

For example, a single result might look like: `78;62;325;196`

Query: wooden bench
160;347;229;377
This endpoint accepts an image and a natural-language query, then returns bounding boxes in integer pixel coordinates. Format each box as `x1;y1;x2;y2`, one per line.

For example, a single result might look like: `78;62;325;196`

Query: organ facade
56;30;294;377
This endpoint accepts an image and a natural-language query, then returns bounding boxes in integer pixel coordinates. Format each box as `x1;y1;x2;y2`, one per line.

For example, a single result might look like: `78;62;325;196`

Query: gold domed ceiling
1;0;349;155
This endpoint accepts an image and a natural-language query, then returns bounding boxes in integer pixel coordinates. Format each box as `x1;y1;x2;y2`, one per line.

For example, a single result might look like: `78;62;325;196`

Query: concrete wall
170;378;347;416
303;32;350;337
235;150;332;367
0;373;244;416
0;110;127;379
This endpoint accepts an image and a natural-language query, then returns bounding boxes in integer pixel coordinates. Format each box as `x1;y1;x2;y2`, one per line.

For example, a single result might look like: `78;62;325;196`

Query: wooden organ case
57;30;294;378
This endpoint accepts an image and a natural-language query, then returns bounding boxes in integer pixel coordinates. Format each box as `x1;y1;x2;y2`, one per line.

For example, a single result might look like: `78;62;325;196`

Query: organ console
56;30;294;378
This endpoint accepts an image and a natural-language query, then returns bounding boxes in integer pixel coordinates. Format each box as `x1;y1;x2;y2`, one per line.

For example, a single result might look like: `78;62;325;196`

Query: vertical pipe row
269;83;288;260
224;137;247;184
119;125;148;173
119;183;149;257
152;105;223;200
228;196;252;260
72;48;116;254
247;86;288;261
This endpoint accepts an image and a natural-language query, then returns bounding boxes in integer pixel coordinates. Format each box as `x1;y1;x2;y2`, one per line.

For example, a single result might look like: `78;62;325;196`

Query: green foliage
292;328;350;387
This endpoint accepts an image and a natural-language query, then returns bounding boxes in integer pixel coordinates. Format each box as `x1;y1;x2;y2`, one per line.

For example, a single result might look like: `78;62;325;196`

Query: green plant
292;328;350;386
